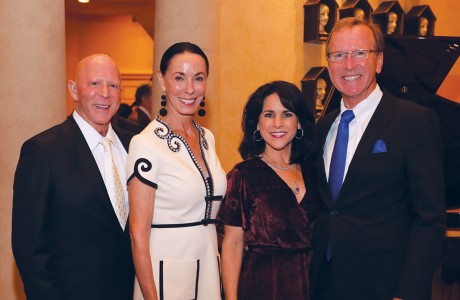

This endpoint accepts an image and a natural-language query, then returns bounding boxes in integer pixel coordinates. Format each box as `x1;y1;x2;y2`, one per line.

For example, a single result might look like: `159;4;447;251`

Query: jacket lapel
317;109;340;206
113;125;133;152
56;117;119;224
338;93;394;203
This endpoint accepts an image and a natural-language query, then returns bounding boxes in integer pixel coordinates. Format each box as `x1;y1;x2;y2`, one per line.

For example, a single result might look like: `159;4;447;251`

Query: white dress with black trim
127;118;227;300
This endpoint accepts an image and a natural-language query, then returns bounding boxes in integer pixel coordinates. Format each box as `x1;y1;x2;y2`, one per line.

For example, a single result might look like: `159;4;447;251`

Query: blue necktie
328;110;355;202
326;110;355;261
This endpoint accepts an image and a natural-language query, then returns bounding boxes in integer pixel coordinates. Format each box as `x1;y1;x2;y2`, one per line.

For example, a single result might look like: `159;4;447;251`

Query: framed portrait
404;5;436;38
304;0;338;43
301;67;335;120
371;1;405;36
338;0;373;22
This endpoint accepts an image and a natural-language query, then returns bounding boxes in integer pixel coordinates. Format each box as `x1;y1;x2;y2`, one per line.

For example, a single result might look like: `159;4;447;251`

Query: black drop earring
198;96;206;117
159;94;167;116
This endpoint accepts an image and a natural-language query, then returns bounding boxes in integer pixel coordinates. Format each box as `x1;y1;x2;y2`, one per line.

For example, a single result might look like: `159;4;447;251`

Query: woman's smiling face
157;52;208;117
258;93;300;154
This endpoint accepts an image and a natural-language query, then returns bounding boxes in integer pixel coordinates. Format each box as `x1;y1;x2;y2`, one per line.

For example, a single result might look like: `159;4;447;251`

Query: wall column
153;0;218;130
0;0;66;298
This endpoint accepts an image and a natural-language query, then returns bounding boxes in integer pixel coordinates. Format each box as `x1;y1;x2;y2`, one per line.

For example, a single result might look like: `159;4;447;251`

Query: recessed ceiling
65;0;155;38
65;0;155;17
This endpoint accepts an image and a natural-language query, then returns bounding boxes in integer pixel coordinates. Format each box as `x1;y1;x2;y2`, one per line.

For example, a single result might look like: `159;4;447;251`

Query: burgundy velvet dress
218;158;318;300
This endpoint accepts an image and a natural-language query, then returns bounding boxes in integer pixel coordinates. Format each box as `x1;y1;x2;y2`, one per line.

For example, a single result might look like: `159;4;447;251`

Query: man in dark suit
310;17;446;300
12;54;135;300
129;83;152;131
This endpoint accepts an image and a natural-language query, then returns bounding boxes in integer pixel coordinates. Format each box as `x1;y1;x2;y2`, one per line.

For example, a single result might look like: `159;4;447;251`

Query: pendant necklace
292;165;300;194
261;153;294;171
262;153;300;194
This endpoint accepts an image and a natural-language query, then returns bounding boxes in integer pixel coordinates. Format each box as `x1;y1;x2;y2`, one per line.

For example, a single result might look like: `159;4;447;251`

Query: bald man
12;54;135;300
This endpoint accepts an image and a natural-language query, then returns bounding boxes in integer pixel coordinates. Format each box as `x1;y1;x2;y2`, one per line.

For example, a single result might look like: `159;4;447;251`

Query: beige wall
0;12;154;300
152;0;218;131
216;0;460;171
217;0;307;171
0;1;66;299
2;1;460;299
64;0;460;173
65;15;154;115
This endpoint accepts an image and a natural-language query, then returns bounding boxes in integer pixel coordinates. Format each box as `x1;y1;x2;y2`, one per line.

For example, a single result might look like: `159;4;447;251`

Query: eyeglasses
327;49;380;63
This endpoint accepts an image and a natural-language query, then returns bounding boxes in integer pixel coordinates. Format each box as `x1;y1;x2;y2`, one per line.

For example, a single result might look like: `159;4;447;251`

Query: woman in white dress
127;42;227;300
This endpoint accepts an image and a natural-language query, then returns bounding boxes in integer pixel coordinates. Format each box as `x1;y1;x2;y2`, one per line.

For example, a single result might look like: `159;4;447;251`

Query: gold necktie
100;137;127;229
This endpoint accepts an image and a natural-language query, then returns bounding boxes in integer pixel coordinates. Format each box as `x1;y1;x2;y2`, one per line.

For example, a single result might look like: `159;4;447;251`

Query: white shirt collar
72;111;121;151
339;84;382;128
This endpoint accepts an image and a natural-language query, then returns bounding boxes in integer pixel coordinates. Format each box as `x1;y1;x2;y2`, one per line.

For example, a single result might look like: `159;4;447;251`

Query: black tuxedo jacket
135;107;151;131
12;116;135;300
310;91;446;300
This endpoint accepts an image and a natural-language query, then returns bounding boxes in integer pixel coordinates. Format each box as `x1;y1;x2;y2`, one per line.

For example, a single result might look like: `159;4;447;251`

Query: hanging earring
159;94;167;116
295;128;304;139
253;129;263;142
198;96;206;117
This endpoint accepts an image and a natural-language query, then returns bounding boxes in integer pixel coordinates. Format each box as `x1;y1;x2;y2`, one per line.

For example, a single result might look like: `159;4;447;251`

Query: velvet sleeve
217;166;251;231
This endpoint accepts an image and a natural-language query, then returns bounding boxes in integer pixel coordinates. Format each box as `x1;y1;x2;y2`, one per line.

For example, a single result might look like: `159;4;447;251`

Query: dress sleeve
126;133;159;189
217;166;251;231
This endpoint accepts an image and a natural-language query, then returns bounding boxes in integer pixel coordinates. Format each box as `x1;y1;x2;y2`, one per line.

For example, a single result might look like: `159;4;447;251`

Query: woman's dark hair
159;42;209;75
238;81;315;164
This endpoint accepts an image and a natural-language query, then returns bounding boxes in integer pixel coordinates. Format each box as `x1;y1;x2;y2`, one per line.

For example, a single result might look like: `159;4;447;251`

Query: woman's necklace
262;152;300;194
262;152;294;170
292;165;300;194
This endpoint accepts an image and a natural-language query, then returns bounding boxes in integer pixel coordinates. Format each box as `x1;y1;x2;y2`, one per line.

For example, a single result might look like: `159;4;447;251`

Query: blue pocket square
372;140;387;153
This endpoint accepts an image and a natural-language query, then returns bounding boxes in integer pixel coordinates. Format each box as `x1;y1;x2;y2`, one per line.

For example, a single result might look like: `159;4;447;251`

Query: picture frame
404;5;436;38
304;0;338;43
338;0;373;22
371;1;405;36
301;66;334;119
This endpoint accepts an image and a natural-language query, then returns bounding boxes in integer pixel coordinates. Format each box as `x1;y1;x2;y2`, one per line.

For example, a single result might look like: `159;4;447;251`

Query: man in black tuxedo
12;54;134;300
129;83;152;131
310;17;446;300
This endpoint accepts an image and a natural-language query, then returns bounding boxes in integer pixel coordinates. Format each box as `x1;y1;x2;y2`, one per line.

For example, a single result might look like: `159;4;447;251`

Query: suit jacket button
330;210;338;216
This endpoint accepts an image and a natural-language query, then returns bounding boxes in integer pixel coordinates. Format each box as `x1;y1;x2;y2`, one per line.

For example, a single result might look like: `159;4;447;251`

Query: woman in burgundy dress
218;81;318;300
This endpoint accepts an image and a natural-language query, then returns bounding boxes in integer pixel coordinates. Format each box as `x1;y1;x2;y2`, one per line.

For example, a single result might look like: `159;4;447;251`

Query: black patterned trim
159;261;164;300
194;260;200;300
204;195;223;224
151;219;220;228
158;259;200;300
153;117;218;223
205;196;223;201
154;117;209;152
154;119;182;152
127;158;158;189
